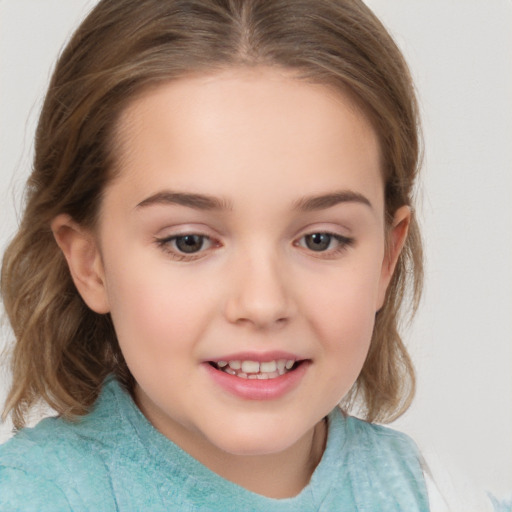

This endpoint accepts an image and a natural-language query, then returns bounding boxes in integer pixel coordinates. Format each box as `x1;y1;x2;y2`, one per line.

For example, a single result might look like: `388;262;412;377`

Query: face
67;68;407;466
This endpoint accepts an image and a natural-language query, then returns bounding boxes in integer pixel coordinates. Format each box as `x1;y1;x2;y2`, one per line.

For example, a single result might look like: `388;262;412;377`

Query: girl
0;0;507;510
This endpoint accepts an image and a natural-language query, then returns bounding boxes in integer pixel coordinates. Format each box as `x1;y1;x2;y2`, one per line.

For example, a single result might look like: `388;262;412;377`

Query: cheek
299;257;382;367
304;256;382;328
310;290;376;359
104;258;213;363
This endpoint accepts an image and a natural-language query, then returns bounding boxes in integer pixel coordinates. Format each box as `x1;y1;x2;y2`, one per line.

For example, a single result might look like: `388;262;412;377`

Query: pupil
306;233;331;251
176;235;203;253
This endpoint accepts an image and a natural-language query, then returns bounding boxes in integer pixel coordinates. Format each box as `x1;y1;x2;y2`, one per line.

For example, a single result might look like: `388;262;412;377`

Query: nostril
223;267;295;328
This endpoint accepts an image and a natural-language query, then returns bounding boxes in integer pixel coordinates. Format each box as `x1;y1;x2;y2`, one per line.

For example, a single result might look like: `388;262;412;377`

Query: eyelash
154;232;354;261
154;234;216;261
295;232;354;258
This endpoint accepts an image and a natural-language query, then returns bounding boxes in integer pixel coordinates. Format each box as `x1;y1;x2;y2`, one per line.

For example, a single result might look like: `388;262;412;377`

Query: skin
53;67;409;498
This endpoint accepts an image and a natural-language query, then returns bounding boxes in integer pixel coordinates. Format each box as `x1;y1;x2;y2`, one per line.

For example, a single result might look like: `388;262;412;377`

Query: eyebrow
293;190;372;211
135;189;371;212
136;191;233;211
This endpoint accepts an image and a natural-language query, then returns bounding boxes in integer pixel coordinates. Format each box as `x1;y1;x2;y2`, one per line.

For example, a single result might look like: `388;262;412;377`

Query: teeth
215;358;298;379
241;361;260;373
260;361;277;373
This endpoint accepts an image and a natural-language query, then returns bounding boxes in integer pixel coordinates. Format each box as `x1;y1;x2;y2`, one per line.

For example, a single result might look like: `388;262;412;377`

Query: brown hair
1;0;422;429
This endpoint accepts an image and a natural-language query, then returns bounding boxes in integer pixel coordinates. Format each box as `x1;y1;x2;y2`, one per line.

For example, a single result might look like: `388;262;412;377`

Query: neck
194;418;328;498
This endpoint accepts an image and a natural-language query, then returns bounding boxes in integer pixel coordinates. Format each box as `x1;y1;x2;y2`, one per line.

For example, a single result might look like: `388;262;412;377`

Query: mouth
208;358;304;380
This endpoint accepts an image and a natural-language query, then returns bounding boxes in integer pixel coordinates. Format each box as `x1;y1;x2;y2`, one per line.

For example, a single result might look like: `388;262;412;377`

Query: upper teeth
215;359;296;376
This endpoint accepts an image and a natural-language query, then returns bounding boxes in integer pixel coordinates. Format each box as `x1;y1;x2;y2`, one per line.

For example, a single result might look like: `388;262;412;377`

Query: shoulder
0;419;110;511
342;414;422;458
0;463;73;512
0;378;124;472
341;415;425;483
0;414;111;472
0;379;125;511
338;416;511;512
327;409;429;512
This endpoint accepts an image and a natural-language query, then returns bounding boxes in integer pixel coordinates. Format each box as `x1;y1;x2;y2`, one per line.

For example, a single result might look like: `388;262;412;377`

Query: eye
173;234;207;253
154;233;216;260
297;232;354;254
303;233;334;251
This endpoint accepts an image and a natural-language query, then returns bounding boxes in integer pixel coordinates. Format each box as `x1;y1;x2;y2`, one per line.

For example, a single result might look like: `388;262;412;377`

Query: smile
205;357;309;401
210;359;298;379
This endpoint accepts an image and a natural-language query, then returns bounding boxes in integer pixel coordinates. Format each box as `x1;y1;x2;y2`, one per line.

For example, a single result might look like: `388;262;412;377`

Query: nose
224;249;296;329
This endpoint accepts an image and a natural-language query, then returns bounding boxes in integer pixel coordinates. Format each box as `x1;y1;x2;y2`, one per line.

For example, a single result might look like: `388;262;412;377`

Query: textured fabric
0;376;430;511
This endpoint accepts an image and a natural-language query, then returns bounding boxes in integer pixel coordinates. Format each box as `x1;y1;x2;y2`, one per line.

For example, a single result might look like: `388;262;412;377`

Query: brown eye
174;235;205;253
304;233;333;251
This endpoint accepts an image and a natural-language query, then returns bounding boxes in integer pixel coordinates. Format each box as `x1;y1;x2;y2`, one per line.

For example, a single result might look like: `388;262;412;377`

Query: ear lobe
377;205;411;309
51;214;110;314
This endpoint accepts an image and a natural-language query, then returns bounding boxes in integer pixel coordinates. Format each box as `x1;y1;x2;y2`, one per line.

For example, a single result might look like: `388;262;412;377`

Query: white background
1;0;511;497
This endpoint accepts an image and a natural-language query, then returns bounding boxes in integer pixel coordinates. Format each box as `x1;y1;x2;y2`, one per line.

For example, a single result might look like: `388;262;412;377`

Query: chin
205;420;312;457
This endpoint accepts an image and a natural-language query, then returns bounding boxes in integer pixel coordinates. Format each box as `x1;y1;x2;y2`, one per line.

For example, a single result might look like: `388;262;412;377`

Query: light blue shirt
0;376;430;511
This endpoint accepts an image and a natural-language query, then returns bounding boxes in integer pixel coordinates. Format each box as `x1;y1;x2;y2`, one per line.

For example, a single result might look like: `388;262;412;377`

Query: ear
51;214;110;314
376;205;411;309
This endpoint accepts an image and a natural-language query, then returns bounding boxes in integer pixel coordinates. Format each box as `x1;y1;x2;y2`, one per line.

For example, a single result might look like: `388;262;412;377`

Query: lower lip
203;362;309;401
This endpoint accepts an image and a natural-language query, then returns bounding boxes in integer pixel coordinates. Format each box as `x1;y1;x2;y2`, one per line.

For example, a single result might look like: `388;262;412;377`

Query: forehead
107;67;383;211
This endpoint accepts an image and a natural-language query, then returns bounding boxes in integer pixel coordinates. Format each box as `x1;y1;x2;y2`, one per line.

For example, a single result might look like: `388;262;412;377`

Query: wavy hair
2;0;422;428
